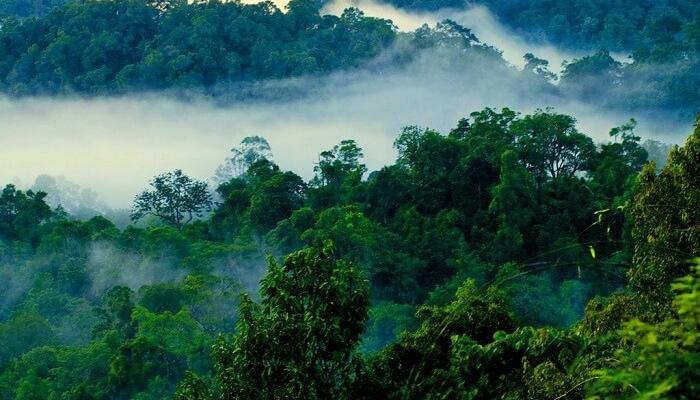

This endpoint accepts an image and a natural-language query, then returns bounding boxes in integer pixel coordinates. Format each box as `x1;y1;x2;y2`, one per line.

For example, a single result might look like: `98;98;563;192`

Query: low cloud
0;6;691;208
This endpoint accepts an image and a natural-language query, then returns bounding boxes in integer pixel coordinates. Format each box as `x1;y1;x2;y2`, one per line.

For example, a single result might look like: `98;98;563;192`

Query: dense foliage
2;105;696;398
0;0;698;115
0;0;696;397
0;0;396;94
382;0;698;51
377;0;700;116
0;0;67;18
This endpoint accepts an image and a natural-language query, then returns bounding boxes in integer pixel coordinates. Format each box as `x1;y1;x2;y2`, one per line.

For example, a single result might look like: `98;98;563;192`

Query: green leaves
215;246;369;400
131;170;212;231
586;262;700;399
629;124;700;316
0;184;53;245
0;0;397;94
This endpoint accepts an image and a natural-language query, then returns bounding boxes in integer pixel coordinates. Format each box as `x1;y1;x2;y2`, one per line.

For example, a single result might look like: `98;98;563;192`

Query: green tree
175;371;211;400
587;261;700;398
592;119;648;200
0;184;52;245
309;139;367;208
361;280;516;399
214;136;273;186
247;160;306;232
213;245;369;400
629;121;700;318
523;52;557;81
488;150;536;263
511;110;596;186
394;126;463;214
131;170;213;231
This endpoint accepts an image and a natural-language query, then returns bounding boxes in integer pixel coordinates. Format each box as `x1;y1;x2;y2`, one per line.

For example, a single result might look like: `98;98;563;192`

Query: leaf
588;245;596;259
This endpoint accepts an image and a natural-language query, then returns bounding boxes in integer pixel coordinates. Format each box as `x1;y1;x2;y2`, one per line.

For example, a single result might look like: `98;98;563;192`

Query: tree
213;245;369;400
394;126;463;214
511;110;596;186
488;150;536;263
313;139;366;187
629;121;700;318
309;140;367;209
592;119;648;200
360;280;517;399
131;170;212;231
587;261;700;398
214;136;273;186
523;53;557;81
0;184;52;244
608;118;648;171
175;371;211;400
560;50;622;100
247;160;306;232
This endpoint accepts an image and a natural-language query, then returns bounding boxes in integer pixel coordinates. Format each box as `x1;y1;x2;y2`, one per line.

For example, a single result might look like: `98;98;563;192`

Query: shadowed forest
0;0;698;399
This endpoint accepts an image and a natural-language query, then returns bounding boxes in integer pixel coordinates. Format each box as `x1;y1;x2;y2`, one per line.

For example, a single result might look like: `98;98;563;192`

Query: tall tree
312;139;366;187
512;110;596;186
488;150;536;263
214;245;369;400
309;139;367;208
214;136;273;186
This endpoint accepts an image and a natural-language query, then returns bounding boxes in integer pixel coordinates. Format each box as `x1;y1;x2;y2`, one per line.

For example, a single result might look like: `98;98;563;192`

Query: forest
0;0;698;399
0;0;699;116
1;109;697;399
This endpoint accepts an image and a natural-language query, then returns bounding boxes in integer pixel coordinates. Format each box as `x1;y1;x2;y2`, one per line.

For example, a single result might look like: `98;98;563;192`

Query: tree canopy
0;108;696;399
131;169;213;230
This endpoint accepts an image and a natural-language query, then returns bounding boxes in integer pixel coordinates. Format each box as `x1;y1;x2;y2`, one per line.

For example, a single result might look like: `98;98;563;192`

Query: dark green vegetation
385;0;698;51
1;0;699;116
0;0;698;398
0;0;396;94
1;107;698;398
386;0;700;116
0;0;67;18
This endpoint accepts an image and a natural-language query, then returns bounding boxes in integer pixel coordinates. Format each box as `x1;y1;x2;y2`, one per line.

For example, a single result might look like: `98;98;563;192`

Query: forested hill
382;0;700;116
1;0;699;117
0;0;698;399
384;0;700;51
0;0;399;95
1;107;698;398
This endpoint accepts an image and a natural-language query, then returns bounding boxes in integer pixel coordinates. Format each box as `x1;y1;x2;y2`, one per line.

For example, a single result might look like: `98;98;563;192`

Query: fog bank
0;41;689;208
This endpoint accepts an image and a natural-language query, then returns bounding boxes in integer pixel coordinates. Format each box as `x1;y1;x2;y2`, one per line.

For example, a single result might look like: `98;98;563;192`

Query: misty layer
0;33;687;208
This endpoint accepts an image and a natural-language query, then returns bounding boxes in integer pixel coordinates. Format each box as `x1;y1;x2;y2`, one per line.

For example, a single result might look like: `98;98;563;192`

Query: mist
0;3;691;208
322;0;587;73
